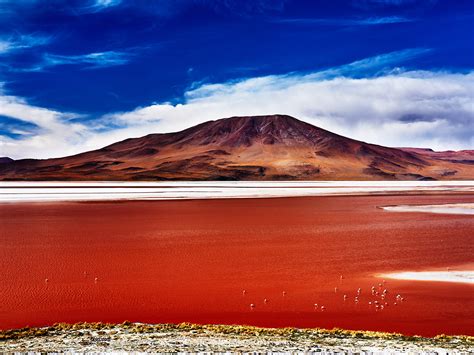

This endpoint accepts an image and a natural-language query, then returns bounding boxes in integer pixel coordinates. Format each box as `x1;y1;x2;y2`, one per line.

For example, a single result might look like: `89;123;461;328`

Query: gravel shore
1;322;473;353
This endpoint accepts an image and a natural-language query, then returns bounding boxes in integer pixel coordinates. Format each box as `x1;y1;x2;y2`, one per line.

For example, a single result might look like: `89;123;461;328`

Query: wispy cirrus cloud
274;15;414;26
43;51;131;69
352;0;437;9
312;47;432;78
78;0;122;13
352;15;414;24
187;48;432;97
158;48;432;101
14;50;133;72
0;33;51;55
93;0;121;7
75;0;287;17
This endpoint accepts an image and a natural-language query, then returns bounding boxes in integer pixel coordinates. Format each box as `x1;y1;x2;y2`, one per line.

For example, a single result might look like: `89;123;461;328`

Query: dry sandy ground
1;322;473;354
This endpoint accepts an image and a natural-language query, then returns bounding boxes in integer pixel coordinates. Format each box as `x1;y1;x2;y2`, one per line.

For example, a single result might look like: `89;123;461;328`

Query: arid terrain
2;322;473;353
1;115;473;181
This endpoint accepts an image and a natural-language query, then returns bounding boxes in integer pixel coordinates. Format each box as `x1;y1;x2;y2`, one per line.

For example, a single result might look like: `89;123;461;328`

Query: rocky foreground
1;322;473;353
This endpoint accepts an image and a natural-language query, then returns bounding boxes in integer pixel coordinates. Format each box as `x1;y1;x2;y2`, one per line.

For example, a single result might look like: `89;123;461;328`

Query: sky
0;0;473;159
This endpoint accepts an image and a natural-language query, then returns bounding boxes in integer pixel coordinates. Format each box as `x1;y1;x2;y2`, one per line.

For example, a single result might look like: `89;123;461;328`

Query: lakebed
0;181;473;339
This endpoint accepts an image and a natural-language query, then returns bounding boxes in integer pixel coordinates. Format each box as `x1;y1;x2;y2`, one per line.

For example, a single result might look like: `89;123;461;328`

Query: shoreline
1;181;473;203
381;270;474;284
1;322;473;353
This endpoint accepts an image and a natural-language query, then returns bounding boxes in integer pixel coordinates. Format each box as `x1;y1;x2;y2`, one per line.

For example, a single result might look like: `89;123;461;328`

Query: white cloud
0;34;51;55
0;94;91;159
1;57;473;159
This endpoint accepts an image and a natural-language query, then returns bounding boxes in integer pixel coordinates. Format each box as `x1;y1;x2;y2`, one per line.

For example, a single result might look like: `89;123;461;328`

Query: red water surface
0;194;473;336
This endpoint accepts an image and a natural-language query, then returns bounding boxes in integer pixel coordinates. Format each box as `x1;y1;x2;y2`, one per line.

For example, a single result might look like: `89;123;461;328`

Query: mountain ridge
1;114;473;181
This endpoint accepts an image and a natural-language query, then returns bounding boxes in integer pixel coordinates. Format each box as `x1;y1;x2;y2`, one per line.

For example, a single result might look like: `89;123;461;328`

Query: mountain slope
1;115;472;180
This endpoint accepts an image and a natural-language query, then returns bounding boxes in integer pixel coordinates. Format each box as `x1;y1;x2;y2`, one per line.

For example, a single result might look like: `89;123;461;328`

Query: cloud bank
0;54;473;159
0;90;90;159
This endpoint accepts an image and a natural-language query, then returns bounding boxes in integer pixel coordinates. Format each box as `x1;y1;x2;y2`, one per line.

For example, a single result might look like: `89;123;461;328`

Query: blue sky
0;0;473;159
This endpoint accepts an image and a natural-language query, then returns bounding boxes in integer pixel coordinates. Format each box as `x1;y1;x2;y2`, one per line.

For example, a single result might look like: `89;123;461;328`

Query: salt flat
382;271;474;284
1;181;474;202
382;203;474;215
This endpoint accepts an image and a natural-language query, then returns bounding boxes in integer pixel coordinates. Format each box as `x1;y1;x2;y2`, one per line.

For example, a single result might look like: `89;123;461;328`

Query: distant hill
1;114;473;180
0;157;14;164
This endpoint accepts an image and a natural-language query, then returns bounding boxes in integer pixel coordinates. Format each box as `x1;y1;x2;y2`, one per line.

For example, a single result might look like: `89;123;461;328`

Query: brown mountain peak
1;114;472;181
168;114;336;148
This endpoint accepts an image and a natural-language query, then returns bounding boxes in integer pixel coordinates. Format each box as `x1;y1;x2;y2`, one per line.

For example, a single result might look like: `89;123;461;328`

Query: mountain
0;157;14;164
399;148;474;164
1;114;472;181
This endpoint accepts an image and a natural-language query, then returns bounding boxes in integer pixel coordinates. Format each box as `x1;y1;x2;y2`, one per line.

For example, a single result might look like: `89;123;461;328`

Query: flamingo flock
242;276;407;313
43;272;407;316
